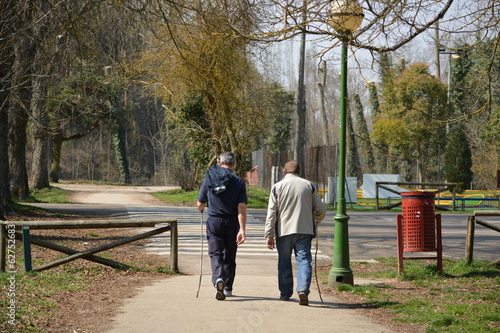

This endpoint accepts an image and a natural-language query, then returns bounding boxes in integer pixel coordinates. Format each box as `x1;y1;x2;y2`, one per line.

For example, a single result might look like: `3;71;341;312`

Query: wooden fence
254;146;338;189
465;211;500;266
0;218;177;273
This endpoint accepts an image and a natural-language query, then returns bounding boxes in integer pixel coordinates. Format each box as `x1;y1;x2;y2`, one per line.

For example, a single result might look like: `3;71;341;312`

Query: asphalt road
253;209;499;263
34;203;499;267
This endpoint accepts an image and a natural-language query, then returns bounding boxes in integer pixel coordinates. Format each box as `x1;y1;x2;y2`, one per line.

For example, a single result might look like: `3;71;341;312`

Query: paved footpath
105;209;395;333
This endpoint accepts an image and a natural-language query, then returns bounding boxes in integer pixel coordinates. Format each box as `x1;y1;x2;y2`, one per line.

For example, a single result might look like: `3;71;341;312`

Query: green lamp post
327;0;364;287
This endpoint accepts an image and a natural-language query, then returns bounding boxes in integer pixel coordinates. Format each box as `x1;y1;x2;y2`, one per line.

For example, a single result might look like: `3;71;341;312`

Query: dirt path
54;183;180;206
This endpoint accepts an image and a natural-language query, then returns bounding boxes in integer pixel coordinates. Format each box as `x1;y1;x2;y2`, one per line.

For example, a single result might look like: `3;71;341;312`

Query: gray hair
219;151;235;166
283;160;300;175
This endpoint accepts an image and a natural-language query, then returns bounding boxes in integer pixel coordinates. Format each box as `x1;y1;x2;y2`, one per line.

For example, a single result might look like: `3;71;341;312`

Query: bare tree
233;1;499;122
0;0;16;217
8;1;38;198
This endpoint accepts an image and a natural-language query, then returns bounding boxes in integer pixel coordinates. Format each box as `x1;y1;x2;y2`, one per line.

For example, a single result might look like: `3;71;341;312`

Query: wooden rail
0;218;178;273
466;211;500;266
375;181;458;210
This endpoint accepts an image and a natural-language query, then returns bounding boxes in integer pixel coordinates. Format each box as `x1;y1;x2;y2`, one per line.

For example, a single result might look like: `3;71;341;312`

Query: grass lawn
318;258;500;332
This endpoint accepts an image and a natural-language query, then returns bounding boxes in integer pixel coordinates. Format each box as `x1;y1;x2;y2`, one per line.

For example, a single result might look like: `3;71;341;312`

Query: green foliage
368;81;380;118
164;95;212;191
373;63;451;181
111;121;131;184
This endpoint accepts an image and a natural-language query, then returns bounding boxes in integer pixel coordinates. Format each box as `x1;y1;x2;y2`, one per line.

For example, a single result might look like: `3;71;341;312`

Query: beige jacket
265;174;327;238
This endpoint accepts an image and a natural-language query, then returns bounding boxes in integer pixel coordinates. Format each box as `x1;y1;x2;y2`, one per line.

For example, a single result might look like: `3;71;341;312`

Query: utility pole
294;0;306;173
435;21;441;80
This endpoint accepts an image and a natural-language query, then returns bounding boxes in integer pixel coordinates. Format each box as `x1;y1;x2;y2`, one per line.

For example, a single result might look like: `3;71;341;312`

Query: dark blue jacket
198;165;247;217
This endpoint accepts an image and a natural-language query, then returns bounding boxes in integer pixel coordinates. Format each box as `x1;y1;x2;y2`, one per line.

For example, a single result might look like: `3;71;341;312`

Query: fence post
436;214;443;274
170;221;178;272
22;226;32;272
396;214;404;274
0;224;6;272
465;215;475;265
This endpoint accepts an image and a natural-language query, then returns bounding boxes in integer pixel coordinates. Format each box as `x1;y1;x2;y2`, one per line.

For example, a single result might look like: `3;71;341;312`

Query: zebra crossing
135;211;327;259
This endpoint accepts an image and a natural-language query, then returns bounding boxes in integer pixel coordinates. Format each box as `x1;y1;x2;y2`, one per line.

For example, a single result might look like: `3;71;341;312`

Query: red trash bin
396;191;442;274
401;191;436;251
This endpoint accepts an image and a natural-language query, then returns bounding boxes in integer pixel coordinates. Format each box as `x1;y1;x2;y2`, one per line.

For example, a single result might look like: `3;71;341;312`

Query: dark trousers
206;216;240;291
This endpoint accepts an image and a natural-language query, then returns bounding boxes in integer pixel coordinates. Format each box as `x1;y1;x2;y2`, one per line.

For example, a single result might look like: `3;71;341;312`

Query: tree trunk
30;88;51;189
8;24;34;199
0;105;11;218
0;0;16;217
50;130;63;183
353;94;375;174
133;101;155;178
28;0;52;190
346;103;362;181
318;60;329;146
8;1;36;200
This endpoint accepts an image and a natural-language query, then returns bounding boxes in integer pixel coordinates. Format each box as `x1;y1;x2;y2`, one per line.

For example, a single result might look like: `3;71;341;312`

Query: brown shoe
298;291;308;306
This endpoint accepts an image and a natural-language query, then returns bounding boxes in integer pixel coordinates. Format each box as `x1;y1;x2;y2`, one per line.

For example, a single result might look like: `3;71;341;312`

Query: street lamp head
327;0;364;34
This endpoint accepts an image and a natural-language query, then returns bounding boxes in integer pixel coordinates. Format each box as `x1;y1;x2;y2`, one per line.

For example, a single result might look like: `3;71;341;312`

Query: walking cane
314;223;324;303
196;211;204;298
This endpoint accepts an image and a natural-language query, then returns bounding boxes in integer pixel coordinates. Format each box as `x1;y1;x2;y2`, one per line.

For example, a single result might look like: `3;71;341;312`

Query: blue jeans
276;234;313;298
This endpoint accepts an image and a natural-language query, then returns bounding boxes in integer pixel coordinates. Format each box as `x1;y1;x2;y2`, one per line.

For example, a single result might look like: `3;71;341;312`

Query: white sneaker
215;279;225;300
224;289;232;297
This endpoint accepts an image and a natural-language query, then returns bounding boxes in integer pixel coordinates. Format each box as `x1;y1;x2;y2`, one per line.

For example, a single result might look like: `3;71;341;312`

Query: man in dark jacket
197;152;247;300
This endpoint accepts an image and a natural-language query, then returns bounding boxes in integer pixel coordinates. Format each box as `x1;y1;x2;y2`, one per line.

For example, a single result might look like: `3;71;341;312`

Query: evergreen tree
442;123;473;192
264;86;294;168
445;41;497;190
372;63;450;182
265;86;294;155
353;94;375;174
449;47;472;116
368;81;388;174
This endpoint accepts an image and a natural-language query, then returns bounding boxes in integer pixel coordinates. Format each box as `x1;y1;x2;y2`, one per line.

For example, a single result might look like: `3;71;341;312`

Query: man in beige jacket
265;161;327;306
